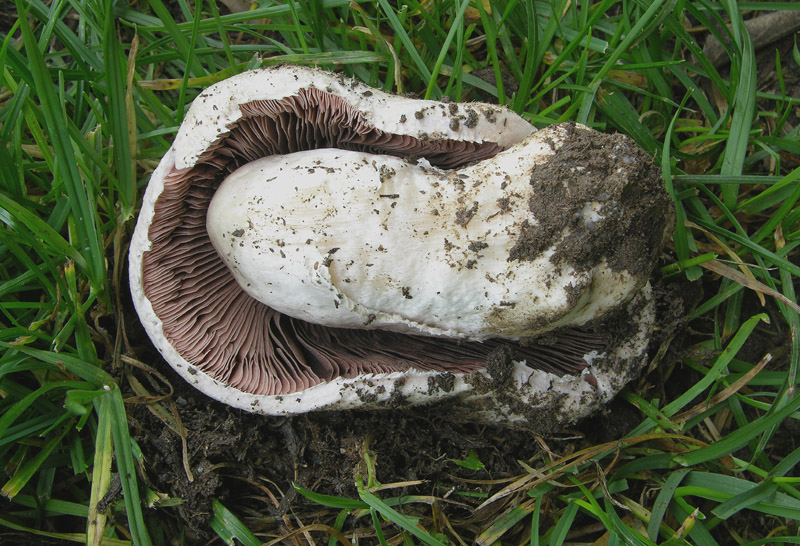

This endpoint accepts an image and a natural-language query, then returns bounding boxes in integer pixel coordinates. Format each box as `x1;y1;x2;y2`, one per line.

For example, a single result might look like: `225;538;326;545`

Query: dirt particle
427;372;455;394
379;165;396;182
455;201;479;227
468;241;489;252
464;108;479;128
485;345;514;389
356;388;378;403
388;377;408;406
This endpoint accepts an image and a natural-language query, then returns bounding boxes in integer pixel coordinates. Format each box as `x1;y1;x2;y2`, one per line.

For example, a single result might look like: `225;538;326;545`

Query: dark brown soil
123;272;701;543
128;376;550;540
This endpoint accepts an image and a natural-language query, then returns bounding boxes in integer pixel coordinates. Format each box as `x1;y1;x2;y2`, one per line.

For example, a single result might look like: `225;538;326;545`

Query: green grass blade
0;380;89;440
0;513;130;544
358;489;447;546
0;344;111;385
1;421;71;499
102;8;135;212
680;472;800;519
546;500;578;546
647;468;691;541
476;502;534;545
25;0;103;72
596;84;659;154
718;0;757;209
590;0;673;87
0;178;89;278
209;499;261;546
143;0;205;76
105;388;152;546
370;507;390;546
739;166;800;215
675;392;800;467
377;0;433;93
16;2;105;297
294;482;369;510
663;313;767;416
669;502;717;546
424;0;470;100
712;480;779;519
87;393;114;546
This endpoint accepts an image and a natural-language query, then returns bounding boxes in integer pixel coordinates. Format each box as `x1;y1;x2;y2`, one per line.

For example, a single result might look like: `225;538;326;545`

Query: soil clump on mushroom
508;122;671;277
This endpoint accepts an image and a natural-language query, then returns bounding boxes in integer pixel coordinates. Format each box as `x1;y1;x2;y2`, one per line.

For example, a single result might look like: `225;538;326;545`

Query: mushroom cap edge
173;65;536;170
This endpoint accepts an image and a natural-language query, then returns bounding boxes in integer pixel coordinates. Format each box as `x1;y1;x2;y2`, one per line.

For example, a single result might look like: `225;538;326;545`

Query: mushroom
130;65;673;426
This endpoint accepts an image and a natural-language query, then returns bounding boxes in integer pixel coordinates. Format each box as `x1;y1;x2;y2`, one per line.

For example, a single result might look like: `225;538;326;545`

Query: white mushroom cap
129;65;673;427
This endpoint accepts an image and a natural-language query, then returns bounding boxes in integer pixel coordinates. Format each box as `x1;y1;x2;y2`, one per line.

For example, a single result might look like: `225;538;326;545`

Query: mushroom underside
142;87;607;397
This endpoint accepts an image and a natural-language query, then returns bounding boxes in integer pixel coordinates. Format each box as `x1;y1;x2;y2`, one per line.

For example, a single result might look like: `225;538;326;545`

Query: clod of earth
129;65;674;426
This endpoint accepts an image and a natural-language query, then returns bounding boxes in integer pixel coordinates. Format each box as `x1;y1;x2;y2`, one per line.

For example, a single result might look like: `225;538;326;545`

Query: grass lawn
2;0;800;544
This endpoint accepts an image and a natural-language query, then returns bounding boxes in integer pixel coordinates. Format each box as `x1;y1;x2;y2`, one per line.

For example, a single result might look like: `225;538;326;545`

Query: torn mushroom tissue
207;141;635;342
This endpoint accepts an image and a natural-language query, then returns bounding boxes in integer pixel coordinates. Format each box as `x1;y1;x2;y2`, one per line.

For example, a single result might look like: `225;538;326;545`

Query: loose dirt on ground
122;274;701;543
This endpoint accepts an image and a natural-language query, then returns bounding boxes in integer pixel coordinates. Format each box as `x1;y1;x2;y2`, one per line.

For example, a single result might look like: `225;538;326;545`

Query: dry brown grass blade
475;433;712;512
437;504;470;546
122;355;193;482
263;523;354;546
475;497;536;546
687;218;766;306
449;475;519;486
373;480;427;492
674;353;772;424
700;259;800;313
121;355;174;403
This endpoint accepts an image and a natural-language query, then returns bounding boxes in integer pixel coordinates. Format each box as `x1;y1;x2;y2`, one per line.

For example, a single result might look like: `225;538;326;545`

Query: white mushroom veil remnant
130;65;674;427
